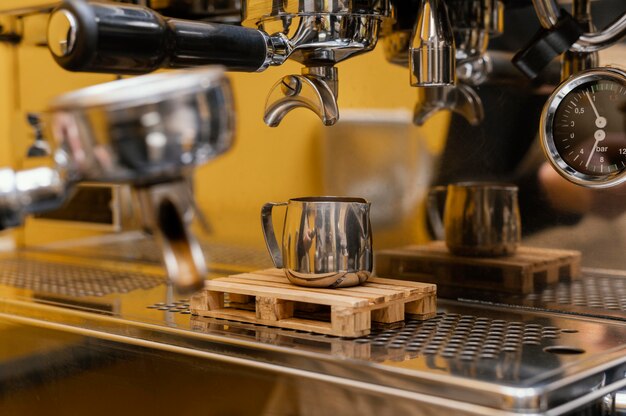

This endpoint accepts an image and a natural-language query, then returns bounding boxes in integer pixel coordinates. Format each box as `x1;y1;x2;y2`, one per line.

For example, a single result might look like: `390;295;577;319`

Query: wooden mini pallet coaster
376;241;581;295
190;268;437;338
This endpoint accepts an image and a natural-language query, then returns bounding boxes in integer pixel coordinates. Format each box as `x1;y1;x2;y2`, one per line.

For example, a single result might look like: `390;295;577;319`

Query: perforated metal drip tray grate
528;271;626;310
186;300;626;414
359;313;571;360
0;257;163;297
190;310;578;363
459;269;626;321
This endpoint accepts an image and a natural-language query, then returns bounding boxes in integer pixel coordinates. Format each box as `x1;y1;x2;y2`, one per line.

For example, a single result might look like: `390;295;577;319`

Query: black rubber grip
512;9;583;79
50;0;268;74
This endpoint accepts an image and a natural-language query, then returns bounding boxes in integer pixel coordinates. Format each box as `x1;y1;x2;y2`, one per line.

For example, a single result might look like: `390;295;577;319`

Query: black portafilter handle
48;0;270;74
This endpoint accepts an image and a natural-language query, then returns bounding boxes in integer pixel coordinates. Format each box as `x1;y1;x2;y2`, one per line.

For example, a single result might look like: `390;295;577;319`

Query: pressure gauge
540;67;626;188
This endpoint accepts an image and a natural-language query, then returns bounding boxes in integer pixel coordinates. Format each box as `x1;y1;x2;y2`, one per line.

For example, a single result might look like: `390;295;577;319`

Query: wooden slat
204;279;368;307
222;275;391;304
368;276;436;292
392;242;573;269
252;269;417;298
226;273;405;303
402;242;581;267
252;268;435;295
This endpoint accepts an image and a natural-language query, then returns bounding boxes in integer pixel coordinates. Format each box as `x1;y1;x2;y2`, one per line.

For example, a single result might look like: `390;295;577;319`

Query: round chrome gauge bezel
540;67;626;188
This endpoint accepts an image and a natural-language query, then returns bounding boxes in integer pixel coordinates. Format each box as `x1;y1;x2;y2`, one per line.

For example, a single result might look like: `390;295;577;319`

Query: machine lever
512;9;583;79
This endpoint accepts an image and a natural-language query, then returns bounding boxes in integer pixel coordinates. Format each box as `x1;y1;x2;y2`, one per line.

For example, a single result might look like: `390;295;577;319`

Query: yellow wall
0;16;16;168
0;4;449;250
0;1;52;10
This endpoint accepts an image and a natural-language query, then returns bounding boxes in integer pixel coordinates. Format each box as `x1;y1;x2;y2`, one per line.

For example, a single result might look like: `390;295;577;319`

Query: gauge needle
584;90;608;168
585;130;606;168
585;91;607;128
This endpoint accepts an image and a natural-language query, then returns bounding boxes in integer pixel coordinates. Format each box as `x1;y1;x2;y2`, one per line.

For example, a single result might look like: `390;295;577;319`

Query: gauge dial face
543;68;626;187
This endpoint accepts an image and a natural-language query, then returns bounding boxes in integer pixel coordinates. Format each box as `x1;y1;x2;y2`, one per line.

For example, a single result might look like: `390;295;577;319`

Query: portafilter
0;67;235;293
242;0;389;126
47;0;390;126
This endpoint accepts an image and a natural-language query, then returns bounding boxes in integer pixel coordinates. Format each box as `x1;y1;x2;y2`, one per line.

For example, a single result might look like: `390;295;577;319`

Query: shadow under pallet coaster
190;268;437;338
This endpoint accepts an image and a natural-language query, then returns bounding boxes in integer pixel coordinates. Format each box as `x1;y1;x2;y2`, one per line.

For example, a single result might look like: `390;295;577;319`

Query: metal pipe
532;0;626;52
561;0;597;80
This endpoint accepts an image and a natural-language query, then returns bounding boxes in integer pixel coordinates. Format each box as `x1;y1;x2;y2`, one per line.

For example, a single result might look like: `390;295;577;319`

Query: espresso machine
0;0;626;415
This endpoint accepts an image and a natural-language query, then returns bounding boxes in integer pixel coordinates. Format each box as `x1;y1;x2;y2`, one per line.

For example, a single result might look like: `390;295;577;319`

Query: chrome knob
47;9;77;57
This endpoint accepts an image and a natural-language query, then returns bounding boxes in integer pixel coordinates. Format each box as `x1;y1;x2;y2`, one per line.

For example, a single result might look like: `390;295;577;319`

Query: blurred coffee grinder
0;67;234;294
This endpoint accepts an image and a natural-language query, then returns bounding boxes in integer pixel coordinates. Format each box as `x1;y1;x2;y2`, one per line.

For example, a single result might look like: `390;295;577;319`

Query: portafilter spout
264;66;339;127
135;181;207;294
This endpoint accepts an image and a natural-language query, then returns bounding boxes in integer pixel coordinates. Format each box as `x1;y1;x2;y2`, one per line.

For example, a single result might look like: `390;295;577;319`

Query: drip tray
459;268;626;321
185;300;626;414
0;254;625;414
191;310;574;362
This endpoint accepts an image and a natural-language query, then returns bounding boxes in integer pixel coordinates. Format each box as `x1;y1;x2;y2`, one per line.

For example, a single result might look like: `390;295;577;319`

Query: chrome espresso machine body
0;0;626;415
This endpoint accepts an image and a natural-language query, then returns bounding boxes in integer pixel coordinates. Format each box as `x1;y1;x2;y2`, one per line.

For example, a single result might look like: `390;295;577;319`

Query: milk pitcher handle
427;186;447;241
261;202;287;268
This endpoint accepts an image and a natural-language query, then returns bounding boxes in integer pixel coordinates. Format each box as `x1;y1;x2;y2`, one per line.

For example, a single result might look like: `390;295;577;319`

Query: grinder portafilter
0;67;235;294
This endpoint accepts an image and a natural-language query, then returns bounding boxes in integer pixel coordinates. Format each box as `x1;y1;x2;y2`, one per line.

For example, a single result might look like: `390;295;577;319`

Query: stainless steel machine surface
0;250;625;415
2;1;626;415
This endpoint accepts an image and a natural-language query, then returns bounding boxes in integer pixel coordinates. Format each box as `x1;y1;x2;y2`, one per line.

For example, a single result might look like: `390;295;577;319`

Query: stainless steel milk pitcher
428;183;521;257
261;197;373;288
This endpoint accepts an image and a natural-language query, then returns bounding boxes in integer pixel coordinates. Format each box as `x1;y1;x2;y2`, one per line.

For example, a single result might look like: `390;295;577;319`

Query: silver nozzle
135;181;207;294
410;0;456;86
